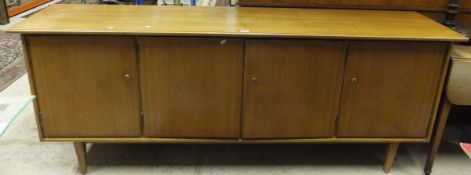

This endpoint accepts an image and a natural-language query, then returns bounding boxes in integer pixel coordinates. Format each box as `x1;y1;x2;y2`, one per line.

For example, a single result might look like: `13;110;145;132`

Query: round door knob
252;77;259;84
123;74;131;80
351;77;358;84
220;39;227;45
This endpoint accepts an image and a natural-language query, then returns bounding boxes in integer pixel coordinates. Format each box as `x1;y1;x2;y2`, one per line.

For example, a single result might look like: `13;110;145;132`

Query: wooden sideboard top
6;4;467;41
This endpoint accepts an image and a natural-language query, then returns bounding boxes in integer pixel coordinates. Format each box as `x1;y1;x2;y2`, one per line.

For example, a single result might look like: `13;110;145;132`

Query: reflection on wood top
6;4;468;41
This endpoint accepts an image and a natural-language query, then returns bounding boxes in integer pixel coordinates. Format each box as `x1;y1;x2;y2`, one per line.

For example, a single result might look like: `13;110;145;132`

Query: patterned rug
0;32;26;92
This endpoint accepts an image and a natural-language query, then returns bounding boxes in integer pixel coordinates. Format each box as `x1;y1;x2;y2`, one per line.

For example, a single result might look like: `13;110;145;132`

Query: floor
1;3;471;175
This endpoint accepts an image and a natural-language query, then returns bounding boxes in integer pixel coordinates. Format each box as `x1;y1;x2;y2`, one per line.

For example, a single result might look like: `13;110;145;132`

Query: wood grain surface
139;37;242;138
383;142;400;173
242;40;346;139
6;4;467;42
28;35;141;137
73;142;87;174
338;41;447;138
43;137;429;143
21;35;44;139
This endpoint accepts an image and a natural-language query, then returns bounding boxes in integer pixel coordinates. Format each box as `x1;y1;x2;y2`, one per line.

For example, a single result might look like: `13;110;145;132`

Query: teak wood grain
383;142;400;173
243;40;346;139
27;35;141;137
139;37;242;138
21;35;44;139
6;4;467;42
424;98;452;174
338;41;447;138
44;137;428;143
73;142;87;174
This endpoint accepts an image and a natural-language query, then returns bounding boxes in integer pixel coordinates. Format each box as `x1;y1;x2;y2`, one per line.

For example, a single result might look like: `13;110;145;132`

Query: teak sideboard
7;4;468;174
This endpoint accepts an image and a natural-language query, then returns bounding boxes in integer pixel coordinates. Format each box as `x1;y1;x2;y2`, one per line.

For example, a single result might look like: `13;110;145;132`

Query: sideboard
7;4;468;174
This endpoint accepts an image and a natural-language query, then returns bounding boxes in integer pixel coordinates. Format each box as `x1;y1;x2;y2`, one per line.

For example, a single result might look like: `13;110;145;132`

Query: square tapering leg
424;98;452;175
73;142;87;174
384;142;400;173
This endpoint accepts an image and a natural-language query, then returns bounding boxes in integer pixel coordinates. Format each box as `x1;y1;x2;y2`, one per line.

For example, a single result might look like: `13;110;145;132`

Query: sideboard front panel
139;37;243;138
242;40;346;139
25;35;450;141
338;41;447;138
28;36;141;137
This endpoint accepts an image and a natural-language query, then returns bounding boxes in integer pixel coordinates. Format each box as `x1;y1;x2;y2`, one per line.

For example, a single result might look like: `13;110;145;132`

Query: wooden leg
383;142;399;173
73;142;87;174
424;98;452;175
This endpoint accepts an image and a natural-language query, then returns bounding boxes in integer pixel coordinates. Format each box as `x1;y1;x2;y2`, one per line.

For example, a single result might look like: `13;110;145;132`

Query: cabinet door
243;40;346;139
338;41;447;138
28;36;141;137
139;37;242;138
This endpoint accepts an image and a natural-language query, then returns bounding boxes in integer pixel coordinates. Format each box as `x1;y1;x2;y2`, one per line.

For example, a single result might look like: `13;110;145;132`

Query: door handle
351;77;358;84
252;77;259;84
123;74;131;80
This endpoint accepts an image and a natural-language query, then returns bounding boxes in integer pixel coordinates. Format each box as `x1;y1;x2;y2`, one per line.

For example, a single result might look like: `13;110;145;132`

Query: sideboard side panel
21;35;44;140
